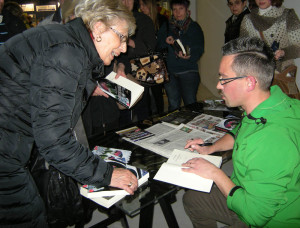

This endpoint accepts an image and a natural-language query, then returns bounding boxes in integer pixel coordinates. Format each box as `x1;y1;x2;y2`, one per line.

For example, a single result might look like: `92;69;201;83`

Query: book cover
91;146;132;164
85;194;126;209
80;146;149;208
116;126;155;142
154;149;222;193
81;162;149;198
172;39;188;56
97;72;144;109
215;116;240;132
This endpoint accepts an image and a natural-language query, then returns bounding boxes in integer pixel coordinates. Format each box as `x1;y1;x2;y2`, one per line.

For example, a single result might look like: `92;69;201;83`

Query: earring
96;36;102;42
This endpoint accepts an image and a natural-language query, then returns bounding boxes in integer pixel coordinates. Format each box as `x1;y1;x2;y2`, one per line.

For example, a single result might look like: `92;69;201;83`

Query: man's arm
185;133;235;155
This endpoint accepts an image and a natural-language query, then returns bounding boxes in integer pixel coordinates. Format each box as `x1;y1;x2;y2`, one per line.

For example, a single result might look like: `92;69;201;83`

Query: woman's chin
103;58;112;66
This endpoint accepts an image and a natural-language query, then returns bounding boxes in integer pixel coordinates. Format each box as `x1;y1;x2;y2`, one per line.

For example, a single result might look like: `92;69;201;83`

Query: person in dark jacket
117;0;157;124
139;0;169;115
157;0;204;112
224;0;250;43
0;0;26;45
0;0;138;226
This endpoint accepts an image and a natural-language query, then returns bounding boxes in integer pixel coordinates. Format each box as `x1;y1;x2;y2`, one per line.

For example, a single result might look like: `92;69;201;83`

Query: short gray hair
75;0;136;36
222;37;275;91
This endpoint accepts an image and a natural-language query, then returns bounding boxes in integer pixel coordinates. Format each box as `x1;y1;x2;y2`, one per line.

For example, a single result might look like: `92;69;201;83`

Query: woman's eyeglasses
110;27;128;43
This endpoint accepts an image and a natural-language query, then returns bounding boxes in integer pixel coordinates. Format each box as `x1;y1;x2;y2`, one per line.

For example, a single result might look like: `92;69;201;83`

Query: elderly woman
157;0;204;112
0;0;137;226
240;0;300;72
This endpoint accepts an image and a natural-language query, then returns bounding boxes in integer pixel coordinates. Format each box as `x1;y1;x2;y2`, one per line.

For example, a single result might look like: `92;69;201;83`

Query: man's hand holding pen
184;138;214;155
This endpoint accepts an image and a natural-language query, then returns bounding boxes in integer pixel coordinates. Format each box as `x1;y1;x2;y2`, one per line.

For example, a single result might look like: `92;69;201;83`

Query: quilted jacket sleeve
30;43;112;188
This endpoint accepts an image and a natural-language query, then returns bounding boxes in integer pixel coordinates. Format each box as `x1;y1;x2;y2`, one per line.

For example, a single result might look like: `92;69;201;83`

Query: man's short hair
170;0;190;9
222;37;275;91
226;0;246;3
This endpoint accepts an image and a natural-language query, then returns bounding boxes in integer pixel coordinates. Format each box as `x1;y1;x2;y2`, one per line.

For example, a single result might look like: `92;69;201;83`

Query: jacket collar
66;18;104;74
245;85;289;123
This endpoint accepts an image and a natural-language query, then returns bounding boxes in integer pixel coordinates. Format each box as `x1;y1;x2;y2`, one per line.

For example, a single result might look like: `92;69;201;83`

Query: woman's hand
115;63;127;78
177;51;191;59
274;49;285;60
92;86;109;98
127;38;135;48
109;168;138;195
166;36;175;45
184;138;213;155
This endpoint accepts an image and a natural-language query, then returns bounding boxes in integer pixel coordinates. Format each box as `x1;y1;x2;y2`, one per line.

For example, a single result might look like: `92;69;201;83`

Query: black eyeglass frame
219;76;248;85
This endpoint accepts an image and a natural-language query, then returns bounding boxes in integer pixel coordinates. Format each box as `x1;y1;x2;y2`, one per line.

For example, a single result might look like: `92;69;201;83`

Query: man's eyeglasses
227;0;242;7
219;75;248;85
110;27;128;43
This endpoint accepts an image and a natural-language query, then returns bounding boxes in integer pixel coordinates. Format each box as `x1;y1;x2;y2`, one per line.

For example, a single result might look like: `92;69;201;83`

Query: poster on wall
36;5;56;12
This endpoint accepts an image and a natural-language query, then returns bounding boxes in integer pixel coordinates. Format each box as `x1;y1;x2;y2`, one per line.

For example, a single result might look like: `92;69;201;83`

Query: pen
197;143;213;147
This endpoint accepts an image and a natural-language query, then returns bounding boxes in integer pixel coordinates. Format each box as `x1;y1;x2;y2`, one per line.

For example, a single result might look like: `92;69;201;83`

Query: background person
0;0;26;45
0;0;138;226
139;0;168;115
183;37;300;227
225;0;250;43
117;0;157;124
240;0;300;72
157;0;204;112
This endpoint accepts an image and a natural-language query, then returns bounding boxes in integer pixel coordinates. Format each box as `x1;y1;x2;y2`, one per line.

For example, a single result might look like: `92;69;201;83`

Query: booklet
80;146;149;208
97;71;144;108
116;126;155;142
80;162;149;198
154;149;222;193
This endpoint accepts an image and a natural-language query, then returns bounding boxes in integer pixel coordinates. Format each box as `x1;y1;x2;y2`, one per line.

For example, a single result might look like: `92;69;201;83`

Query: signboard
21;3;35;12
36;5;56;12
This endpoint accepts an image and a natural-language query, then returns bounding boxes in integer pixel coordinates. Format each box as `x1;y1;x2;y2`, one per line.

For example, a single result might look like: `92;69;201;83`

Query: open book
97;71;144;108
80;146;149;208
154;149;222;193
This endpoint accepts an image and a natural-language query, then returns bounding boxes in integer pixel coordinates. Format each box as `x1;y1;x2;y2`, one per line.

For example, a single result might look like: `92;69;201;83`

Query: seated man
224;0;250;43
182;37;300;227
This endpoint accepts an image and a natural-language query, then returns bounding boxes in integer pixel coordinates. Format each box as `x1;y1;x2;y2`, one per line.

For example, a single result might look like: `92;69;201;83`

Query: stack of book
80;146;149;208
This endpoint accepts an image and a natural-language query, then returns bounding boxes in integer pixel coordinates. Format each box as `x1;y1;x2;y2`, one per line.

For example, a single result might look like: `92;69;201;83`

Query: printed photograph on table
116;126;155;142
187;114;224;130
92;146;132;163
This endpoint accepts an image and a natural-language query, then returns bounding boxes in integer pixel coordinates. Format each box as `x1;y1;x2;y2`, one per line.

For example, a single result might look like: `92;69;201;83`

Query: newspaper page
118;118;225;158
136;124;224;158
186;113;226;132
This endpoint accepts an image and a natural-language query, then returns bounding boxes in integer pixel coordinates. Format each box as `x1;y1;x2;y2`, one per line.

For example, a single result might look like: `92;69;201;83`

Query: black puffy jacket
0;18;113;226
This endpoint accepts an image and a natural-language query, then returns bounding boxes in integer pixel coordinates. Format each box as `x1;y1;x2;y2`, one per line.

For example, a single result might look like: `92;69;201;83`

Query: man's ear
246;76;257;92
